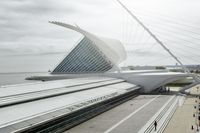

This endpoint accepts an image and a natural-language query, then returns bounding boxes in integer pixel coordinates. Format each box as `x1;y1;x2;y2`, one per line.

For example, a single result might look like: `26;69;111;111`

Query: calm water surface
0;72;49;86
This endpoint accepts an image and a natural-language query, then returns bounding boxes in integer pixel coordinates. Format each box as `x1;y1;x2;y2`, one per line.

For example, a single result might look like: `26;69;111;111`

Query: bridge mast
116;0;190;73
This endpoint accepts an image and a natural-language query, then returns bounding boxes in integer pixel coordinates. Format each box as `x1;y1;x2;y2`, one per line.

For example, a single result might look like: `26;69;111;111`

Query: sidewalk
164;85;200;133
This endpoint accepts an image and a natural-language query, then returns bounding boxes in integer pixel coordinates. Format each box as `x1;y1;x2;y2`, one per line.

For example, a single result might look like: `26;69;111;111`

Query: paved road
65;95;171;133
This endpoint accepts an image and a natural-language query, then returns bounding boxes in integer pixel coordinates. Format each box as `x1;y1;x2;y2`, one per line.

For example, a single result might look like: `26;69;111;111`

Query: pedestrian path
164;85;200;133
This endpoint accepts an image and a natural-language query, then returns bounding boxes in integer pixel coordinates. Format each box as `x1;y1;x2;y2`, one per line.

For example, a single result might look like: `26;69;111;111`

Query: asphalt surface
65;95;171;133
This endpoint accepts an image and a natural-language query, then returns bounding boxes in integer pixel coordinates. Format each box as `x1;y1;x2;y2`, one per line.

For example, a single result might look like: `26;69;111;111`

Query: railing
138;95;180;133
157;97;178;133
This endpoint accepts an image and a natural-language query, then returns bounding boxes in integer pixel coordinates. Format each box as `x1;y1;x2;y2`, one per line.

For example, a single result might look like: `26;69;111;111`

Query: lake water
0;72;49;86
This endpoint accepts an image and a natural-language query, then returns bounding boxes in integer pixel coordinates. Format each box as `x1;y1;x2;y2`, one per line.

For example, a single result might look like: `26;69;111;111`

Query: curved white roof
99;37;126;64
49;21;126;66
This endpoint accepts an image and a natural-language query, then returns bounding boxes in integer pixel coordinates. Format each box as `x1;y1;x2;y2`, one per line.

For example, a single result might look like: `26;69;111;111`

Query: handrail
138;95;179;133
157;97;179;133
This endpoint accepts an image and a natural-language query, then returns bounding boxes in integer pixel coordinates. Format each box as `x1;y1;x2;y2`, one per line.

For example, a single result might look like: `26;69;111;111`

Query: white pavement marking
104;95;160;133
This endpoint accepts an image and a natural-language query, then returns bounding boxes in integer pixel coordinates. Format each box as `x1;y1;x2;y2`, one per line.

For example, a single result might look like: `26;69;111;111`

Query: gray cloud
0;0;200;72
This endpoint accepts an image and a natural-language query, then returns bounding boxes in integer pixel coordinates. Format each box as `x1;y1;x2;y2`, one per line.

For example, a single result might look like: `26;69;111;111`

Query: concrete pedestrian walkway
164;85;200;133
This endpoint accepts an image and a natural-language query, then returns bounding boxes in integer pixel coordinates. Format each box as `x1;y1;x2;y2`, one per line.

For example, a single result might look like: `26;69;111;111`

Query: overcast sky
0;0;200;72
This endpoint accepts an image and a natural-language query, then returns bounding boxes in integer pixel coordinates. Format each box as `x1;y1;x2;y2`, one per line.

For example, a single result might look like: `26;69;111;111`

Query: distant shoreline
0;72;48;74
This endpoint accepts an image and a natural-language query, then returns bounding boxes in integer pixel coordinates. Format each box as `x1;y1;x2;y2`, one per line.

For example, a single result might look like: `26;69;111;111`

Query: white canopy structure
49;21;126;74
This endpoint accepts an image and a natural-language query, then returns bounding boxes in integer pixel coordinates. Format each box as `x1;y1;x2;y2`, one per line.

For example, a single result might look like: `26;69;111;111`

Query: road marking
104;95;160;133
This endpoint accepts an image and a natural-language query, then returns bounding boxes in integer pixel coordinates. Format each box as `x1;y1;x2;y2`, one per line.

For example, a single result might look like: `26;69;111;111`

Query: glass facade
52;37;113;74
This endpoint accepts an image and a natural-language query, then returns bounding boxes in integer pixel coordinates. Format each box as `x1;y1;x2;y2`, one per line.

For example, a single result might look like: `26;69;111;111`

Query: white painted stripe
104;95;160;133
